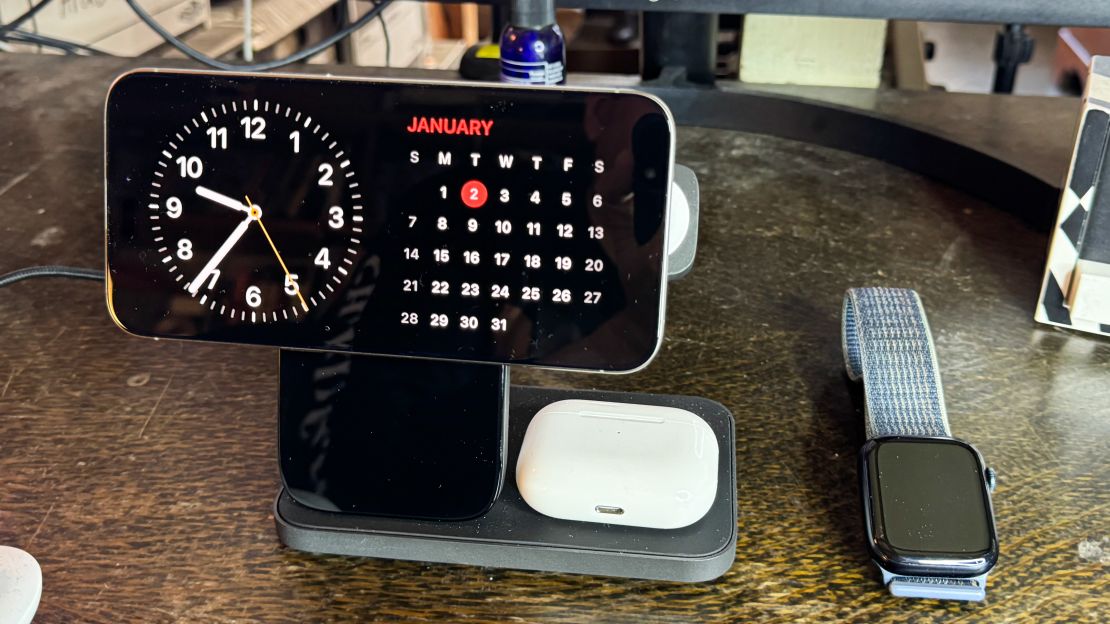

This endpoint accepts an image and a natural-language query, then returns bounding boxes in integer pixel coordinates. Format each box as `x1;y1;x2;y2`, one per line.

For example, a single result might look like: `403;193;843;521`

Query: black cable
379;11;390;68
0;265;102;288
124;0;393;72
0;0;53;36
2;30;107;56
1;31;78;55
24;0;42;54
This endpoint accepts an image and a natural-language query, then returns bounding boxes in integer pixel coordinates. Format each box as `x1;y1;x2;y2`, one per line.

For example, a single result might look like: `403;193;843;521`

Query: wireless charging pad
275;381;737;582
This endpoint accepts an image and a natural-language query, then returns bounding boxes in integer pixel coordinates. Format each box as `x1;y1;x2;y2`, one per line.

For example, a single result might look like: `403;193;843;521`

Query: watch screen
105;70;672;371
874;440;991;554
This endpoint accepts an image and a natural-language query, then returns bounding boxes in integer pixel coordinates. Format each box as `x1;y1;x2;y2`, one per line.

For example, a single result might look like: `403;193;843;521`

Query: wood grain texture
0;56;1107;623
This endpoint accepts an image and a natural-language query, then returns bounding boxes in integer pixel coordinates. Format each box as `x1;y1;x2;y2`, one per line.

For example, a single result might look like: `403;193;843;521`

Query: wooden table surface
0;56;1107;623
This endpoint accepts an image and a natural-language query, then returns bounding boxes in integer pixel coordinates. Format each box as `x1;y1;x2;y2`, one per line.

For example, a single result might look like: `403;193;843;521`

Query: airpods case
515;399;719;529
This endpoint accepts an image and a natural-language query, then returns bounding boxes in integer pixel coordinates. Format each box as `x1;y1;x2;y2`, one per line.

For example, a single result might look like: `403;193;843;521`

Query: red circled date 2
460;180;488;209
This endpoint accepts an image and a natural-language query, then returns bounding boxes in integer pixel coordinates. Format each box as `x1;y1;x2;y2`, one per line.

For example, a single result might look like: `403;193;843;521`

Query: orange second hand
246;196;309;311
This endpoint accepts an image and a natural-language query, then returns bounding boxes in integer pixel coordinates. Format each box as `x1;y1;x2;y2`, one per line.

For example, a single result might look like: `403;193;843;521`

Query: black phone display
106;70;673;372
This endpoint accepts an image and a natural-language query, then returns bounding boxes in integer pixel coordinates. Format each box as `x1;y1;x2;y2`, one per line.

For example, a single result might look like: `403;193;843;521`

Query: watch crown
985;467;997;492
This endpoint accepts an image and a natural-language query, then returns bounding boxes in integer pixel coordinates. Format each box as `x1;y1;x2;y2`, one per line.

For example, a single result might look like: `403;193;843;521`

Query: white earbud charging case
515;399;719;530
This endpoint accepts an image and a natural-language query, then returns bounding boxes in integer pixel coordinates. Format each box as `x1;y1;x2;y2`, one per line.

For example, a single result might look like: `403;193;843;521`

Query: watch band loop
842;288;951;439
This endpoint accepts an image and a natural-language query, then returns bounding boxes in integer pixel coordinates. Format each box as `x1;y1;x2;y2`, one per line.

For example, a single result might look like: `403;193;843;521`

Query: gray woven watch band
842;287;951;439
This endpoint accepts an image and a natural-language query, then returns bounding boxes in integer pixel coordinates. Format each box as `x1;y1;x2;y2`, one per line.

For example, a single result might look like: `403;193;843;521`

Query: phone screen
106;70;673;371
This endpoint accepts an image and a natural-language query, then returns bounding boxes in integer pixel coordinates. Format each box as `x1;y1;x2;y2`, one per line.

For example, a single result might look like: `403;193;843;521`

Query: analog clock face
148;99;361;324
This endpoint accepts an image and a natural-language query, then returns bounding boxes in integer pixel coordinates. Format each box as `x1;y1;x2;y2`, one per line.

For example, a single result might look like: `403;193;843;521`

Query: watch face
105;70;672;372
861;437;998;577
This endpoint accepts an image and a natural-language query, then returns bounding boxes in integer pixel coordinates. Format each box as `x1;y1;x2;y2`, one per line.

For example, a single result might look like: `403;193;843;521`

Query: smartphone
105;69;674;372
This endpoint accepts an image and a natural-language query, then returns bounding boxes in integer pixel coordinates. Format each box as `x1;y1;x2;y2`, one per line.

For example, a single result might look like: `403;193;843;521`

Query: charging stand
273;166;738;582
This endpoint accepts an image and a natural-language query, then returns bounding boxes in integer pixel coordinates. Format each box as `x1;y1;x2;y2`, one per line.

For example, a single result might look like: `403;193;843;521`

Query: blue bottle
500;0;565;85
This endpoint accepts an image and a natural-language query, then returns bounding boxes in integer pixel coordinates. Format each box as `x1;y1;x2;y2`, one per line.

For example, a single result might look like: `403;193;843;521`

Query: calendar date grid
396;145;615;334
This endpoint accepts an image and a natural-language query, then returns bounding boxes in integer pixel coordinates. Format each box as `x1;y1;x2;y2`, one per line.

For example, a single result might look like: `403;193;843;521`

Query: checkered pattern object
843;288;951;439
1035;56;1110;336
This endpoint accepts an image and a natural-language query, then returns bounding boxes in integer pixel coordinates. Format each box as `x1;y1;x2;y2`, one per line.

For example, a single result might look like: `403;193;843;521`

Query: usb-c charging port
595;505;624;515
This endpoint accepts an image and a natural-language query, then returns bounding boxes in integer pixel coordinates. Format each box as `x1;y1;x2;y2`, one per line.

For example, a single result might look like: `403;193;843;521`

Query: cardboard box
739;15;887;88
0;0;209;56
347;0;428;68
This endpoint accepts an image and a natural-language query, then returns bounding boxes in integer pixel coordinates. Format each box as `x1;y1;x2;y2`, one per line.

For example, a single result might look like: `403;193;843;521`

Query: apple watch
842;287;999;601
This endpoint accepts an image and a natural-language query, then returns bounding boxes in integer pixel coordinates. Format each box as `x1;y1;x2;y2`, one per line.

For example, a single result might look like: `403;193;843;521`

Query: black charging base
275;356;737;582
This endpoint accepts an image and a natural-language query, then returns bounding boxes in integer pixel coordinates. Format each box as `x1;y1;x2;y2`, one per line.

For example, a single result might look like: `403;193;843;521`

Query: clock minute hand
195;185;251;214
188;213;254;295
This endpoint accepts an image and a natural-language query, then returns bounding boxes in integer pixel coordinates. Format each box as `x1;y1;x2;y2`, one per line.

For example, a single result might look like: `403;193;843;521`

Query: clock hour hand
187;212;254;295
195;185;251;214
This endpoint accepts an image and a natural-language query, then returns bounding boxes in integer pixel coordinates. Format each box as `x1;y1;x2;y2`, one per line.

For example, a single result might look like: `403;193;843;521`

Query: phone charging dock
274;351;737;583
